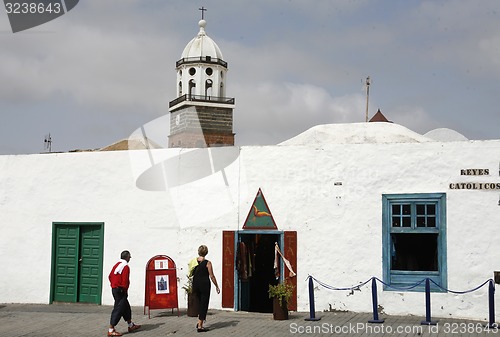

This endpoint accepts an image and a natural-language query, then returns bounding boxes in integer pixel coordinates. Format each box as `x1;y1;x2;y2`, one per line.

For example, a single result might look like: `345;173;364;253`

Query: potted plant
183;259;199;317
268;281;294;320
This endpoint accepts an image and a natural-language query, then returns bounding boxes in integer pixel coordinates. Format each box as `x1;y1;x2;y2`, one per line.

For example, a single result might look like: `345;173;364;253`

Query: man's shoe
107;330;123;336
128;324;141;333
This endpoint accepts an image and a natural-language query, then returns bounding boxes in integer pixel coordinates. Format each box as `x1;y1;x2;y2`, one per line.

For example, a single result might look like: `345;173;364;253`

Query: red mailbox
144;255;179;318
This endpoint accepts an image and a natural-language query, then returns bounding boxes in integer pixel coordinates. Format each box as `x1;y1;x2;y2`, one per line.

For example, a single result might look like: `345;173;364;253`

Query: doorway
237;232;280;313
50;222;104;304
221;230;297;311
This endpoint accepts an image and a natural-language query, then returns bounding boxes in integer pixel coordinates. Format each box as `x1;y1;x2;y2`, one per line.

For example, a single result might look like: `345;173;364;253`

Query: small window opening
391;233;438;271
205;79;213;97
189;80;196;97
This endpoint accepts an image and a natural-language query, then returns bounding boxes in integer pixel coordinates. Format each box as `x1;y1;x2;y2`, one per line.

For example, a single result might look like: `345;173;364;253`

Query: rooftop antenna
364;76;371;122
44;133;52;153
199;6;207;20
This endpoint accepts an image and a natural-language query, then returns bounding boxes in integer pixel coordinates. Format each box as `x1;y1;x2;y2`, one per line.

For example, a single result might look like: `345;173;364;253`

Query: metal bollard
421;278;438;325
368;278;384;323
488;280;497;328
304;276;321;321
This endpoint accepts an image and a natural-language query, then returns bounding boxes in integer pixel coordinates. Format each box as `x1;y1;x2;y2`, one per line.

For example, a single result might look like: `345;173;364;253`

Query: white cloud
386;105;440;135
0;1;183;114
233;81;366;145
403;1;500;77
479;36;500;70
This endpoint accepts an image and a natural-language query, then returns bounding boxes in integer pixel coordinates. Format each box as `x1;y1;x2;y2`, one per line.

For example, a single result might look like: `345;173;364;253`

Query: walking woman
192;245;220;332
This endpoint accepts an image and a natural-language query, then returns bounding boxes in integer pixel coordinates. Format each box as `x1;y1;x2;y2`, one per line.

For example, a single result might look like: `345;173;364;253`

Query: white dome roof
181;20;224;60
279;123;432;146
423;128;468;142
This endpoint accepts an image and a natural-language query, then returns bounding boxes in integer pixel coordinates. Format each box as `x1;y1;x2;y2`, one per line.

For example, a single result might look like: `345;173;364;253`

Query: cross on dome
199;6;207;20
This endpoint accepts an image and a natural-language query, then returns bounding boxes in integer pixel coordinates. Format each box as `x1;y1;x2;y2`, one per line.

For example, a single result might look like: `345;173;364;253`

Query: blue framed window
382;193;447;292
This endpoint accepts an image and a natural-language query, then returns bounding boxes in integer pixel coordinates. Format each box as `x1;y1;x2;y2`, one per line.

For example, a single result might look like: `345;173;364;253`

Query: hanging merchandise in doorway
237;233;280;313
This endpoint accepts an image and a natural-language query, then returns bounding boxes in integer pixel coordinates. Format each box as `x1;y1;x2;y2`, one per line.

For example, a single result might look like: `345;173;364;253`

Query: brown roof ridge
369;109;392;123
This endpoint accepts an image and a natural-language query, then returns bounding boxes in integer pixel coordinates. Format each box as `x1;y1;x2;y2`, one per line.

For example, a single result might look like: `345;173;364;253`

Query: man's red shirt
109;262;130;290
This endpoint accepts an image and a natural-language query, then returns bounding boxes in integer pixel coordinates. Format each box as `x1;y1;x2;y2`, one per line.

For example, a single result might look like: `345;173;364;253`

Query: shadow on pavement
208;320;240;330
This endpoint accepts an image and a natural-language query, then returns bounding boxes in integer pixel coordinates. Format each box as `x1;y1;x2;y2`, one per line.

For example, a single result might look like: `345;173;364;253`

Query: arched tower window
189;79;196;98
220;82;224;97
205;79;213;98
178;81;182;97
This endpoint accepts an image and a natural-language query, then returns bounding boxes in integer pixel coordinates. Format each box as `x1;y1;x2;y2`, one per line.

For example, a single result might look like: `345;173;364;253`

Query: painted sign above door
242;188;278;230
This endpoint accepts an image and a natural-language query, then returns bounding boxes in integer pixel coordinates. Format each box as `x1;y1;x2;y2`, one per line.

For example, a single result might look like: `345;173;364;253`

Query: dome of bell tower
181;19;224;60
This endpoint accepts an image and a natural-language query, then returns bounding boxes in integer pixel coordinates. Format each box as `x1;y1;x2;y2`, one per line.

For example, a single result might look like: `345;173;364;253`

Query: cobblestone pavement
0;303;497;337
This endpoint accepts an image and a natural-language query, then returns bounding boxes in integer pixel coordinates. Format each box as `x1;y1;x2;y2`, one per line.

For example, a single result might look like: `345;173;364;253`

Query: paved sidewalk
0;303;497;336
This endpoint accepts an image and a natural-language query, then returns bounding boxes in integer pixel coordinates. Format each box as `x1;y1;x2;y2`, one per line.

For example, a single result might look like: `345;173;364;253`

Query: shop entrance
221;188;297;311
237;232;280;313
221;230;297;311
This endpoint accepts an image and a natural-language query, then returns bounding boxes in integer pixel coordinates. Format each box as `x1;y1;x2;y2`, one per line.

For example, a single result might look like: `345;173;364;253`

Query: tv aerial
363;76;371;122
44;133;52;153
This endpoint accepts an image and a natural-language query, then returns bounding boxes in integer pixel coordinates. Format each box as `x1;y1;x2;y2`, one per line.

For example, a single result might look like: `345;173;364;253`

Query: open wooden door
222;231;235;308
284;231;297;311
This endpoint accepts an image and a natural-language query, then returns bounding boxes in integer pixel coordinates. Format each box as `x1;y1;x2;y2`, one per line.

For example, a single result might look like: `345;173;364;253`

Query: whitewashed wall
0;135;499;321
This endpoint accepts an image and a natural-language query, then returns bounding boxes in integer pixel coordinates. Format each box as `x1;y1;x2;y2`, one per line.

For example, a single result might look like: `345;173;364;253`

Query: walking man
108;250;141;336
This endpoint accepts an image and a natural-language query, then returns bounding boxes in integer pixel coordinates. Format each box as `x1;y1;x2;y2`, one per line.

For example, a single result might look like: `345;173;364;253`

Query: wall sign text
450;168;499;190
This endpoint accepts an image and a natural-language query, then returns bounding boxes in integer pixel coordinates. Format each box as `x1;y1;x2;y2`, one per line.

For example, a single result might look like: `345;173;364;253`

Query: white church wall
0;138;499;321
237;141;500;320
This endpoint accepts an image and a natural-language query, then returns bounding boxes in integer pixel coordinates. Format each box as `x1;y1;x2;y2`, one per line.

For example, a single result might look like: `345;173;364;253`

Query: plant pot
272;297;288;320
187;292;199;317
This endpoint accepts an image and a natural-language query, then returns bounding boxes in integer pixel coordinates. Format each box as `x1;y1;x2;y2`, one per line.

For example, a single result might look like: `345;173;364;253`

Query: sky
0;0;499;154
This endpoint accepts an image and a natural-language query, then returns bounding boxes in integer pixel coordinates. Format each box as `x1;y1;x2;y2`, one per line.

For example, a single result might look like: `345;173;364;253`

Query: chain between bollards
306;275;496;326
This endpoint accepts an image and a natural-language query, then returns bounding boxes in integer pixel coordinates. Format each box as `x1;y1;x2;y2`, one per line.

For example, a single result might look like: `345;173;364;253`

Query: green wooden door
52;223;104;304
53;225;79;302
78;225;103;303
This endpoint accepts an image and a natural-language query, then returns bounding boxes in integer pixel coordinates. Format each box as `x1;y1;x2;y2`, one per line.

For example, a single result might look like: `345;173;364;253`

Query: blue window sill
383;271;446;293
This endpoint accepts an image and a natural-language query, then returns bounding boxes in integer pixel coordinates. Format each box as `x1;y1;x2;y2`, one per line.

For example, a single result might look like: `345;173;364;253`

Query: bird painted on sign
253;205;271;217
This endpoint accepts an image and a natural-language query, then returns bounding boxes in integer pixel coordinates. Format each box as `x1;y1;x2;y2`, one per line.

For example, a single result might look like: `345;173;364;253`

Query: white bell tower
169;8;235;148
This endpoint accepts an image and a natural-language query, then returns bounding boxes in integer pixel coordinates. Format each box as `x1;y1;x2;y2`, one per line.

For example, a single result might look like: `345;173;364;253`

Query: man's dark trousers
110;287;131;326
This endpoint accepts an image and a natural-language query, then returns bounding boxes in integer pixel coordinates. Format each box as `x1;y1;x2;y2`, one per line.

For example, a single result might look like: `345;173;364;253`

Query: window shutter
284;231;297;311
221;231;235;308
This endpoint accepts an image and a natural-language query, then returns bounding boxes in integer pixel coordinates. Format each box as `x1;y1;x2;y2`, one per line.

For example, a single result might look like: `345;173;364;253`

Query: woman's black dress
192;259;211;321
